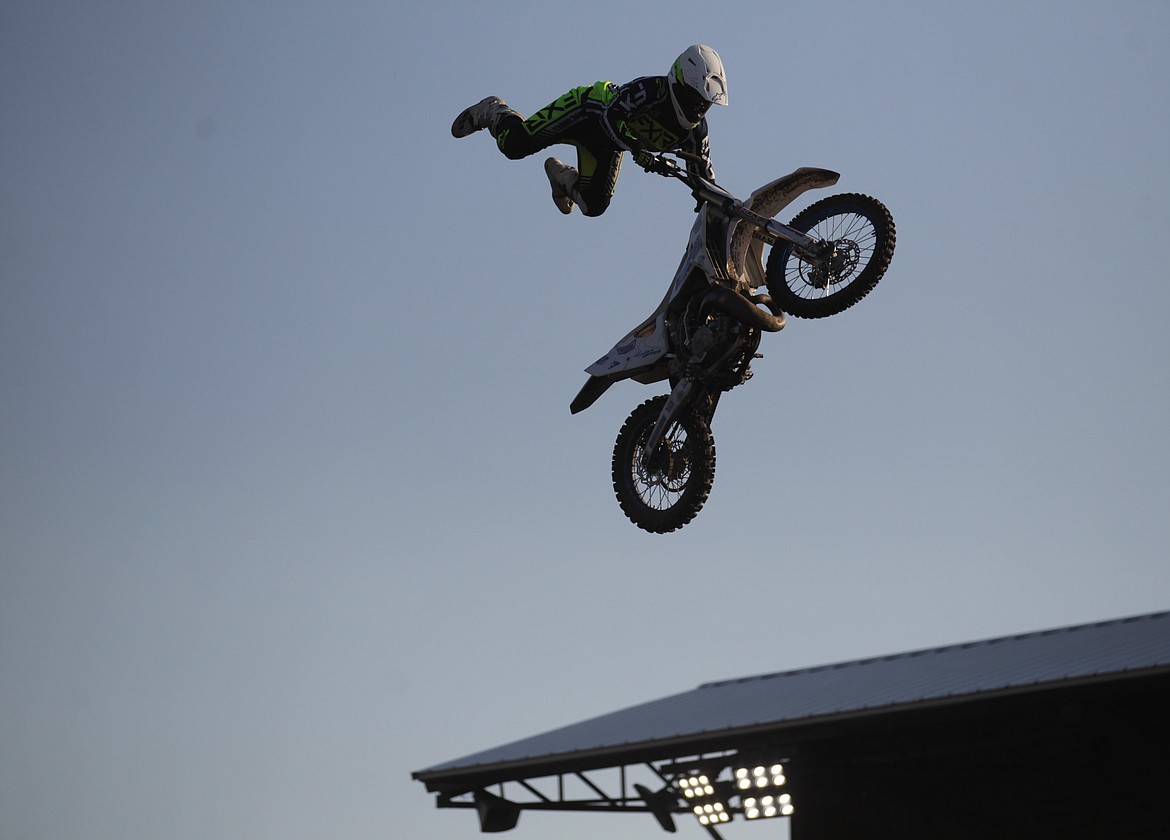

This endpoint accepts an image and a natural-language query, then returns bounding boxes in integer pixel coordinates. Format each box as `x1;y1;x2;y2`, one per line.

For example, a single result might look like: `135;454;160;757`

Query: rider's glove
634;150;656;171
635;150;672;175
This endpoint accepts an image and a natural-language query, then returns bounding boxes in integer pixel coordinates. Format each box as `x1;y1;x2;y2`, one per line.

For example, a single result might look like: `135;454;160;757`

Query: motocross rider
451;44;728;217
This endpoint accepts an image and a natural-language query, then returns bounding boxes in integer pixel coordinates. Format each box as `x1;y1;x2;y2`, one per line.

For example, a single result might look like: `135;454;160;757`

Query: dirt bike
570;153;895;533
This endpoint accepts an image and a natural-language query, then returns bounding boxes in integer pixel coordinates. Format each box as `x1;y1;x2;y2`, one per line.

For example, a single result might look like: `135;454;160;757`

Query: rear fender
570;311;670;414
570;376;613;414
583;311;670;379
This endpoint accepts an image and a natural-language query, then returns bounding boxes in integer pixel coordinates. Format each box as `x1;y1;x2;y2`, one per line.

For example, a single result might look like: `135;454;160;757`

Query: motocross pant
493;82;623;216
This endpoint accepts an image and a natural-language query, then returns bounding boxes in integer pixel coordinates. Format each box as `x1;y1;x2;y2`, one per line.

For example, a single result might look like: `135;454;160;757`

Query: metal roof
414;610;1170;782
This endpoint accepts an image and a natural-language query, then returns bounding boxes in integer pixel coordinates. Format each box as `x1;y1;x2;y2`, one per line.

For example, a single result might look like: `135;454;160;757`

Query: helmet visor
672;80;711;123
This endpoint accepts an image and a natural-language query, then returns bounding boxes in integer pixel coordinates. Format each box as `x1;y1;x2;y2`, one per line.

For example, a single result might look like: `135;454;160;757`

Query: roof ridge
697;609;1170;690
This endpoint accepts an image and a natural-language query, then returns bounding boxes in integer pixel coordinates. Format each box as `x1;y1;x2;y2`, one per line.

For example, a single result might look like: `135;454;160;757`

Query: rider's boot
451;96;519;139
544;157;585;215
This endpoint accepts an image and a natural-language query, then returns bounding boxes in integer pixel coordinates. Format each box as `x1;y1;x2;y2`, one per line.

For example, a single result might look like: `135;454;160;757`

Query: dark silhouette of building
414;611;1170;838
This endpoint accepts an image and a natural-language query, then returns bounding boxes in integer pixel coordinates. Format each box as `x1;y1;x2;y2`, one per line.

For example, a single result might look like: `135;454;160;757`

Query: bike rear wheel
765;193;895;318
611;395;715;534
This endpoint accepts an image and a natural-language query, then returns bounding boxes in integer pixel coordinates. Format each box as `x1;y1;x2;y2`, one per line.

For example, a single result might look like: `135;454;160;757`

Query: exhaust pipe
699;286;786;332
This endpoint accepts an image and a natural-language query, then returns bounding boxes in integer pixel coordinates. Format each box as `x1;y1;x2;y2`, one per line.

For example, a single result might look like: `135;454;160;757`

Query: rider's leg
493;86;598;215
544;146;621;217
491;85;593;160
573;145;622;217
458;83;623;216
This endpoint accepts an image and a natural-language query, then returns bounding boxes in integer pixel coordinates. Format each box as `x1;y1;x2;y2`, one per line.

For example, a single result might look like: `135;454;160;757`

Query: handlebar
639;152;691;180
641;152;821;253
638;152;714;201
641;151;733;210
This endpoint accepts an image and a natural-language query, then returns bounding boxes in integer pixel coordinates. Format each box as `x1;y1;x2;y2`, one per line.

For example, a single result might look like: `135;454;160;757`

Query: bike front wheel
765;193;895;319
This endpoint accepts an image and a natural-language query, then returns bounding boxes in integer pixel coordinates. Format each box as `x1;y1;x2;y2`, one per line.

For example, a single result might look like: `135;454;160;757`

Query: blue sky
2;2;1168;839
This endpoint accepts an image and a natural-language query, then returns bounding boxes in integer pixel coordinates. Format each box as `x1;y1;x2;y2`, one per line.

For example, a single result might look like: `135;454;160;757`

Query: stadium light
733;762;787;791
675;771;733;827
732;758;794;820
677;771;716;800
743;792;794;820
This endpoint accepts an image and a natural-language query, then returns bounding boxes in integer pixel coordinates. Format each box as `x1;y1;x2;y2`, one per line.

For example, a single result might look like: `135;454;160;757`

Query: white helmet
669;44;728;125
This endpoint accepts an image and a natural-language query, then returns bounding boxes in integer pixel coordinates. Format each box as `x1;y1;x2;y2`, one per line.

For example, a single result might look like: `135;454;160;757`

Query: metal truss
433;750;743;838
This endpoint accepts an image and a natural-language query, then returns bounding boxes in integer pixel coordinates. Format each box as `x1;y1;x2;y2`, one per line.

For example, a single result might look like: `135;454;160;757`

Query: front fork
640;378;694;469
764;215;849;281
765;217;817;250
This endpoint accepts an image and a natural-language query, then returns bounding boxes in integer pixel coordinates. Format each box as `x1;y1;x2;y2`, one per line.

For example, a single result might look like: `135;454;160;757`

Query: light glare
694;802;729;826
743;791;794;820
678;773;715;799
679;772;732;827
733;761;787;790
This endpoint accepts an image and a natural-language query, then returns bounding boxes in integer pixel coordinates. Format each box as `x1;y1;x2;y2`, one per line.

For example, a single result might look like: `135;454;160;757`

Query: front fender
731;167;841;288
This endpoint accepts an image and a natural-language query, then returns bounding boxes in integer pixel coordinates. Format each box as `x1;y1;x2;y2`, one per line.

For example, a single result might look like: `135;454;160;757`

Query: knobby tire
765;193;895;319
611;395;715;534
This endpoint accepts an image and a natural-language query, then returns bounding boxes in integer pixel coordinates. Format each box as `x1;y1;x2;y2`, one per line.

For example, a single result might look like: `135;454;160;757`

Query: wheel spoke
786;211;880;300
633;424;693;510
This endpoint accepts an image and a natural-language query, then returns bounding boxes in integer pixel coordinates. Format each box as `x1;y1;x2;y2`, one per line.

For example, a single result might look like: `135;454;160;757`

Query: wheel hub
641;442;690;490
804;239;861;289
